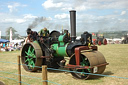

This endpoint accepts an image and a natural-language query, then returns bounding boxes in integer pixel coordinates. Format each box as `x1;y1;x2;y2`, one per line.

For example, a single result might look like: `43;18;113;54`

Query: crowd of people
0;42;22;52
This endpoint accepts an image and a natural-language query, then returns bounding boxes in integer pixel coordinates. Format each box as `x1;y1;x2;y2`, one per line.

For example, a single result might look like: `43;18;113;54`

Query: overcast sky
0;0;128;36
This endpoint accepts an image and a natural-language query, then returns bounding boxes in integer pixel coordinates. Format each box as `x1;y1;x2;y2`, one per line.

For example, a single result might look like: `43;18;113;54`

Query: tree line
2;27;21;40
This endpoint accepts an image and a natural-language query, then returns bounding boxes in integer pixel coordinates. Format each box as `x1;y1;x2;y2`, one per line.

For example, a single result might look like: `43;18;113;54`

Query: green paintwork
33;40;38;43
58;33;66;46
59;42;64;46
25;46;36;69
79;57;91;75
51;43;68;57
51;33;68;57
58;33;66;42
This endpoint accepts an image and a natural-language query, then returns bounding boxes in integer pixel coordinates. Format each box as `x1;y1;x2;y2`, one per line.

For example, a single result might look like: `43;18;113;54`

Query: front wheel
69;51;107;79
69;54;90;79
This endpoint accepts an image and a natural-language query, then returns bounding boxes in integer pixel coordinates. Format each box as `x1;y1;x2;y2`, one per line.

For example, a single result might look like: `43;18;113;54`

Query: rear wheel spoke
24;46;36;70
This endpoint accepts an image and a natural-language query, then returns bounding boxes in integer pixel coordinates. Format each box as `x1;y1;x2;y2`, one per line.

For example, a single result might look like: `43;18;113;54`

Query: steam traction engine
92;33;107;45
21;10;108;79
121;34;128;44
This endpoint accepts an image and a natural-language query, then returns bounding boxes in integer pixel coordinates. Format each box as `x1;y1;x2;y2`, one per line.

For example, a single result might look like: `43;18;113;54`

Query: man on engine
25;28;38;43
38;27;49;37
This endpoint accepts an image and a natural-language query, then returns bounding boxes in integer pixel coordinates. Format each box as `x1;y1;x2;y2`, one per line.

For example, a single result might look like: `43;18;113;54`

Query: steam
28;16;70;32
42;21;69;31
28;17;47;29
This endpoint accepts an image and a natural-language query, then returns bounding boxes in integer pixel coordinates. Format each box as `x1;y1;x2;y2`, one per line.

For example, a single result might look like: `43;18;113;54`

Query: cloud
70;13;127;32
0;13;37;24
42;0;63;9
0;12;52;25
121;11;126;15
42;0;74;11
23;14;38;19
41;0;128;32
0;12;53;36
54;13;69;19
42;0;128;11
8;5;14;13
47;17;52;20
7;2;27;13
2;18;26;23
119;19;126;23
1;0;128;36
15;19;26;23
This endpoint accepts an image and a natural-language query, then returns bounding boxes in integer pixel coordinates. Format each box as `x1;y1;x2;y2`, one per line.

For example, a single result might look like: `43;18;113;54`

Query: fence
0;56;61;85
0;56;128;85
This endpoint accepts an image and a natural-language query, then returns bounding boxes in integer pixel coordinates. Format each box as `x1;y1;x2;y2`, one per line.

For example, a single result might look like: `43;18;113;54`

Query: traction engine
21;10;108;79
92;33;107;45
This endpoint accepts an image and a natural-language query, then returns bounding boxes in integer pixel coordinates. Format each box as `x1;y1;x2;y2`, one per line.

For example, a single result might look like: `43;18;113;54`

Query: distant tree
1;36;6;39
6;27;17;40
13;34;20;39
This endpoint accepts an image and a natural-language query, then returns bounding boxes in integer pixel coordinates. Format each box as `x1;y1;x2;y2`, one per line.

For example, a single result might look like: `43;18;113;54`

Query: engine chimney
70;10;76;42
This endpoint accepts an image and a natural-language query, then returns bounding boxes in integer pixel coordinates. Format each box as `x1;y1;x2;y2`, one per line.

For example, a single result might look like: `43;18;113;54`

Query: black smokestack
70;10;76;42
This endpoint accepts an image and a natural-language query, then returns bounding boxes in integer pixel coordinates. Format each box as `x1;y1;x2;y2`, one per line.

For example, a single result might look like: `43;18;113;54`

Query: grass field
0;44;128;85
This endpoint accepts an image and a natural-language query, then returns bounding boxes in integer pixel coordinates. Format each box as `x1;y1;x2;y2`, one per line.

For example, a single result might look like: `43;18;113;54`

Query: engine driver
25;28;38;43
38;27;49;37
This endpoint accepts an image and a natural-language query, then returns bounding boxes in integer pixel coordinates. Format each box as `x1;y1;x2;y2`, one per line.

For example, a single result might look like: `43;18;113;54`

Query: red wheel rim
103;39;107;45
93;40;96;45
98;41;101;45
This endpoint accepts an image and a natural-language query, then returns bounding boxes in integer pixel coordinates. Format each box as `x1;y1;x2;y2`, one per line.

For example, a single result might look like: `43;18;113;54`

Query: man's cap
43;27;47;31
27;28;31;34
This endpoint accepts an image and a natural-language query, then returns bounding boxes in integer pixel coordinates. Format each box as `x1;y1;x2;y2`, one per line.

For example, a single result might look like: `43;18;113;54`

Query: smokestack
70;10;76;42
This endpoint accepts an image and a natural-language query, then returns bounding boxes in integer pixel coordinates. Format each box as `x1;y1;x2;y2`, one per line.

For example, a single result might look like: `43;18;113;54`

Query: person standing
0;43;2;52
38;27;49;37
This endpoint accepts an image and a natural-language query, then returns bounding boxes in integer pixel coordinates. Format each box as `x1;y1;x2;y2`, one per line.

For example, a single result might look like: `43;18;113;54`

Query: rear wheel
98;41;101;45
21;42;43;72
103;39;107;45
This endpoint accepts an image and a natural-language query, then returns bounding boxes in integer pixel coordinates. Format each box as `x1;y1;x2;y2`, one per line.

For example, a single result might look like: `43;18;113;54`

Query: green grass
0;44;128;85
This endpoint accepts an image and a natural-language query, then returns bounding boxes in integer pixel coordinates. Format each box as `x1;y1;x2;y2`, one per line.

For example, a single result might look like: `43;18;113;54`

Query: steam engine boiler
21;10;108;79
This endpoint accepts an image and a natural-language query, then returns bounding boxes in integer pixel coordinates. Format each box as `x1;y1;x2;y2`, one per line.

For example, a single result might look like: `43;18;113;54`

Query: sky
0;0;128;36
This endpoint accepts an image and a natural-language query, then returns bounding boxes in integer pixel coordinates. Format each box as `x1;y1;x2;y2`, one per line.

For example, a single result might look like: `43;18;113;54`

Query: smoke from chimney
27;16;70;32
28;17;47;29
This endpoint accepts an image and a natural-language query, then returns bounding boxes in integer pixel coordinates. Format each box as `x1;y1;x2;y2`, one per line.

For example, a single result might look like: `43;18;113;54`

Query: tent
0;39;10;43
